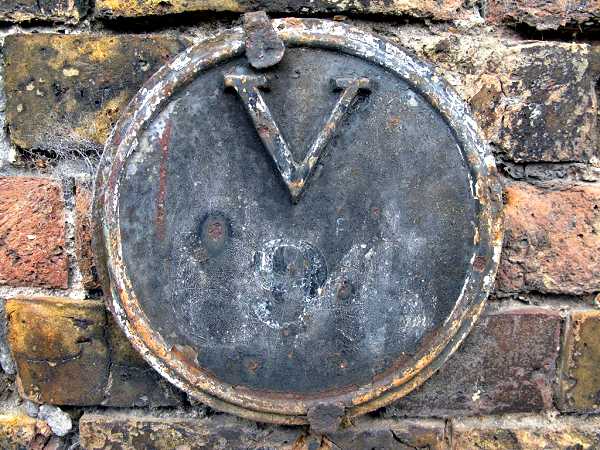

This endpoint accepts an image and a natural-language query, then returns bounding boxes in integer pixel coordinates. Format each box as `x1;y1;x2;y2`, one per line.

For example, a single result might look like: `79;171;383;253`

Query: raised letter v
224;69;371;203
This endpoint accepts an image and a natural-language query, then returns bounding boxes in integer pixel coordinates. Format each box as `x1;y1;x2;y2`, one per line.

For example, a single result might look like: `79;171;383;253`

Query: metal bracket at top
243;11;285;69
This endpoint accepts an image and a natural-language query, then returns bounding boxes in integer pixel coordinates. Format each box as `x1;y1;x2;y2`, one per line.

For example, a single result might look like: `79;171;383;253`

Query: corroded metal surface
93;19;503;425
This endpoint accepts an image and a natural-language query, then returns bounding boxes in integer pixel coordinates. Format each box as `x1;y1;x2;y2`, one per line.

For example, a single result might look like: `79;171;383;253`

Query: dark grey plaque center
118;47;476;393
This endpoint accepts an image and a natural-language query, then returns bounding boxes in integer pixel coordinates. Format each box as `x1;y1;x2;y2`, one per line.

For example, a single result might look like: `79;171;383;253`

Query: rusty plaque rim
93;18;503;425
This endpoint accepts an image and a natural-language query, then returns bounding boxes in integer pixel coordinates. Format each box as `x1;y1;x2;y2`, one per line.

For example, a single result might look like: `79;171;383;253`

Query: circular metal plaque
94;18;502;424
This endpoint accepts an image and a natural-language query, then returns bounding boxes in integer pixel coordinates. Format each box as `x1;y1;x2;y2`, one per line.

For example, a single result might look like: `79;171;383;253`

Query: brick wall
0;1;600;448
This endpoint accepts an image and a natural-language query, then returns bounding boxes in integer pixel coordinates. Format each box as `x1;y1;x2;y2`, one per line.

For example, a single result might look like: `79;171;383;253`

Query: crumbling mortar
93;8;478;36
492;289;600;308
0;297;15;375
444;417;452;449
0;22;90;40
0;45;14;170
500;19;600;43
69;404;211;420
0;5;594;64
99;307;114;406
0;12;237;40
96;11;240;37
547;314;566;412
492;292;599;309
0;285;87;301
24;351;83;365
61;176;86;294
556;311;574;411
515;298;584;313
0;149;99;179
497;167;600;189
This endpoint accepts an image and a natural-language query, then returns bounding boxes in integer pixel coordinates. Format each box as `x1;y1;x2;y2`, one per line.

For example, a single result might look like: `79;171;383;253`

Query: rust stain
473;255;487;272
207;221;224;241
155;120;172;240
171;344;199;367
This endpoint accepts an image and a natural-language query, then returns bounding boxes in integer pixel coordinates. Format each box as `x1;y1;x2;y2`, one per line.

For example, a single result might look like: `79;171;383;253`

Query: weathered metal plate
94;18;503;425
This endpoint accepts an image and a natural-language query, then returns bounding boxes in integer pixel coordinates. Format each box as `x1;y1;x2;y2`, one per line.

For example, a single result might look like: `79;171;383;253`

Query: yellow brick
4;34;189;153
96;0;469;20
560;310;600;412
0;414;52;448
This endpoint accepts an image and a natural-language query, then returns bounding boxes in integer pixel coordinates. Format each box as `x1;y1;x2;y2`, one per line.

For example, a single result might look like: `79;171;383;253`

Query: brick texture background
0;0;600;448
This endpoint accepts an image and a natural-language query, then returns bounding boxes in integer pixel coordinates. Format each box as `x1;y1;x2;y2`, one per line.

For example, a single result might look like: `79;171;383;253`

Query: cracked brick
79;414;447;449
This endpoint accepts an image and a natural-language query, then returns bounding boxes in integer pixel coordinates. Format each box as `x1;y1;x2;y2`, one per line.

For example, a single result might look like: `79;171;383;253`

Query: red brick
79;414;448;449
385;308;561;417
0;177;67;289
496;182;600;295
486;0;600;30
